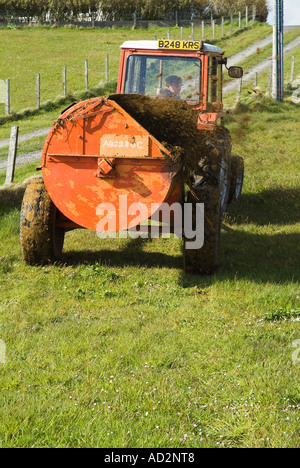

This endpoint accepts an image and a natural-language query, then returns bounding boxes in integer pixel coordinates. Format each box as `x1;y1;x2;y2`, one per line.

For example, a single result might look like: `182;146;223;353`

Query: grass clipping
109;94;231;186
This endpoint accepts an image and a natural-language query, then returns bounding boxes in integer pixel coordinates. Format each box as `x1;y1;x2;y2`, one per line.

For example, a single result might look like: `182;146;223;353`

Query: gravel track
223;34;300;94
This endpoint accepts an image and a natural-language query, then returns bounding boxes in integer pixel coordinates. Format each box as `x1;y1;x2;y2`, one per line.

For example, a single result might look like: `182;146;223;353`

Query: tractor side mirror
228;66;244;79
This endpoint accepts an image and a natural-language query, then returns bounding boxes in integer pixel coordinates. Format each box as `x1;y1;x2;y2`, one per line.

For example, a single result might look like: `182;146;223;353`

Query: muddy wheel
20;177;65;265
218;154;231;218
183;185;221;275
195;127;231;219
229;156;244;204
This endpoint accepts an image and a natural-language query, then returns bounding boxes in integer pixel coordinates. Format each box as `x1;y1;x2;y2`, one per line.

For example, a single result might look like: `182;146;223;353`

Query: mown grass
0;95;299;448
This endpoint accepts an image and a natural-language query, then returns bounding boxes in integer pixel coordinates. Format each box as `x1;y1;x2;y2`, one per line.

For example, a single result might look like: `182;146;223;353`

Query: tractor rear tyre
228;156;244;204
183;185;221;275
20;177;65;265
196;127;231;219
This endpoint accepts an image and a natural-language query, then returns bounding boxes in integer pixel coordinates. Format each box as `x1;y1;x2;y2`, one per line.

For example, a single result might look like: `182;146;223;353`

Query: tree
212;0;268;21
0;0;269;22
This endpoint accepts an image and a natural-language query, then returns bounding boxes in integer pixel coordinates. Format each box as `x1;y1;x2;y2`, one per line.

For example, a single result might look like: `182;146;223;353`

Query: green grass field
0;21;273;120
0;23;300;448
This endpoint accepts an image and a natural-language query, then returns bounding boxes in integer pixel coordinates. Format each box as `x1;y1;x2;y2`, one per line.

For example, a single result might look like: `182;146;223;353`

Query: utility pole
272;0;284;101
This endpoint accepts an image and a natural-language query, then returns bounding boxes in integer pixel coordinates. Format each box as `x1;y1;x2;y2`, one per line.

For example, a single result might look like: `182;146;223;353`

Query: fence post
254;72;258;87
63;67;67;96
239;11;241;28
212;19;215;39
222;17;224;37
5;79;10;116
290;56;295;83
191;22;194;40
105;53;109;82
202;20;205;40
36;73;40;109
246;6;248;26
5;126;19;185
167;29;170;40
180;26;183;40
236;78;243;101
85;59;89;90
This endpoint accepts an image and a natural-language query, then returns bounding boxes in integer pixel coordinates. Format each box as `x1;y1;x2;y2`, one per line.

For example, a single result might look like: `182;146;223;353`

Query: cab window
124;55;202;104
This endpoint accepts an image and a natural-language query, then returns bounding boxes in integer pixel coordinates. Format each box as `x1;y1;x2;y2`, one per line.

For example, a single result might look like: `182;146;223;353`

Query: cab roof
120;40;223;54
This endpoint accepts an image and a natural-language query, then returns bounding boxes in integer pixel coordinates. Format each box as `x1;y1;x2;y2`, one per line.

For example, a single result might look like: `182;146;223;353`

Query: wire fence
0;4;263;28
230;50;298;103
0;11;261;117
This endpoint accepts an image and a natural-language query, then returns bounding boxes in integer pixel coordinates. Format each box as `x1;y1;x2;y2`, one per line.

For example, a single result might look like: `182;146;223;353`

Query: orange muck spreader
20;40;244;274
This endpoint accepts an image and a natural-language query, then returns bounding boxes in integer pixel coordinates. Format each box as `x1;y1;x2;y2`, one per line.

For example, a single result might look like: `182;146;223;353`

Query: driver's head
165;75;183;95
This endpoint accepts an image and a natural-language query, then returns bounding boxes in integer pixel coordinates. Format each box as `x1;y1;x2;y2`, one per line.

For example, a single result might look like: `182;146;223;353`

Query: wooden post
239;11;241;28
290;56;295;83
167;29;170;40
5;126;19;185
85;59;88;90
5;79;10;116
191;22;194;40
252;5;257;22
212;19;215;39
36;73;40;109
180;26;183;40
246;6;248;26
236;78;243;101
222;17;224;37
105;53;109;82
63;67;67;96
202;20;205;40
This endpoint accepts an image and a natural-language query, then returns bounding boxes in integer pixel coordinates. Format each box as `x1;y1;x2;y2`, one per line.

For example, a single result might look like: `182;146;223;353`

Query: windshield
124;55;202;104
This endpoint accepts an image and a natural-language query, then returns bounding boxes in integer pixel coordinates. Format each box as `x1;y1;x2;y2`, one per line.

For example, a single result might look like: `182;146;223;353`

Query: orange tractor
20;39;244;274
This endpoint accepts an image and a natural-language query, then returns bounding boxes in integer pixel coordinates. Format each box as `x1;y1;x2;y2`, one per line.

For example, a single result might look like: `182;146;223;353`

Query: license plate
158;40;201;51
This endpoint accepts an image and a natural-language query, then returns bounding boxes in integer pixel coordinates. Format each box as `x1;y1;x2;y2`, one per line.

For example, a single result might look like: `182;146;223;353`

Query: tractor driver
160;75;183;100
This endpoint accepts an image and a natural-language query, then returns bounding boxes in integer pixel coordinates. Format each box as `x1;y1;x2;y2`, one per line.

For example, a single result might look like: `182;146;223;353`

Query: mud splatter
109;94;231;190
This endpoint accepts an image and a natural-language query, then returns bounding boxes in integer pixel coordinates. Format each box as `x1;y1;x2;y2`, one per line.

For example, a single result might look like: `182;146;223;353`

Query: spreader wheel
20;177;65;265
183;185;221;275
229;156;244;204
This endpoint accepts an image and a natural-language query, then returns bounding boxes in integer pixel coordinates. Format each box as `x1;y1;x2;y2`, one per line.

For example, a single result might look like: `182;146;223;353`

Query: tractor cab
117;40;243;129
